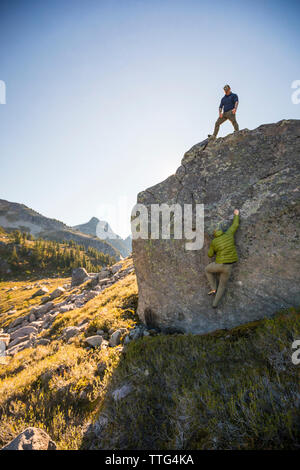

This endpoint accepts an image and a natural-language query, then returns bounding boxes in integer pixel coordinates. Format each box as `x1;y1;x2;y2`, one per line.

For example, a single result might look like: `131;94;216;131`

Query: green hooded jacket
208;214;239;264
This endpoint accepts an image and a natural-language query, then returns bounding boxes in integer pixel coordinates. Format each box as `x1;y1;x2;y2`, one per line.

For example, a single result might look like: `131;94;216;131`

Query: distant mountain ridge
73;217;132;257
0;199;121;260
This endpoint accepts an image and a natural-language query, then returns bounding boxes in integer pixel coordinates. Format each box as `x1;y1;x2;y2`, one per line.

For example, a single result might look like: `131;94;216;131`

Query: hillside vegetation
0;255;299;450
0;227;116;280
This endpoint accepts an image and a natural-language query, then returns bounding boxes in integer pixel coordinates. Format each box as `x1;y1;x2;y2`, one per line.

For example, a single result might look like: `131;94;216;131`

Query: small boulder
7;335;29;349
50;287;65;300
111;263;122;274
59;304;74;313
36;338;50;346
109;329;121;347
35;302;54;317
7;339;32;356
29;313;36;322
9;316;24;329
97;270;111;280
85;335;103;348
71;268;90;287
32;287;49;298
1;427;57;450
10;326;38;342
62;326;80;341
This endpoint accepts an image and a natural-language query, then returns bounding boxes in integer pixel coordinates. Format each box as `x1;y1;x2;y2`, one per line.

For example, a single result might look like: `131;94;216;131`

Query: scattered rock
129;327;143;341
61;326;81;341
111;263;122;274
59;304;74;313
71;267;90;287
29;313;36;322
32;287;49;298
7;339;32;356
1;427;57;450
109;329;121;347
9;316;24;329
34;302;54;317
7;335;29;349
85;335;103;348
97;270;111;280
84;290;99;301
50;287;65;300
36;338;50;346
10;325;38;342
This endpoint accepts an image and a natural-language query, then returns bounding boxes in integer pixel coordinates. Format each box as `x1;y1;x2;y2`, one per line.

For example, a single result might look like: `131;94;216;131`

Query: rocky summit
132;120;300;334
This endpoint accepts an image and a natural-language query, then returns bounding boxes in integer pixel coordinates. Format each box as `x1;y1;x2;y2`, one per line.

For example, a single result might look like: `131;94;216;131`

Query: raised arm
226;209;240;235
208;240;215;258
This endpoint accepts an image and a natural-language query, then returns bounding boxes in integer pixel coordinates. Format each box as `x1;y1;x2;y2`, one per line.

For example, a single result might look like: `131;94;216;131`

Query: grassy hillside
93;308;300;450
0;227;116;280
0;257;299;450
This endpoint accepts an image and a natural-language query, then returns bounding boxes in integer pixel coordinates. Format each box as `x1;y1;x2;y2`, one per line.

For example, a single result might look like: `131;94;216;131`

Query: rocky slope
73;217;132;258
132;120;300;334
0;261;135;358
0;199;120;259
0;257;299;450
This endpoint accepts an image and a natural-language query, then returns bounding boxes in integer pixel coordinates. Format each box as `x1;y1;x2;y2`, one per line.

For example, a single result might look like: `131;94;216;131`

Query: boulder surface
1;427;57;450
132;120;300;334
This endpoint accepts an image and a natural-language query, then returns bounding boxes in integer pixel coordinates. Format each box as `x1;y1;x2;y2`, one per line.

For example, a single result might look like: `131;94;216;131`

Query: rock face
1;427;57;450
132;120;300;334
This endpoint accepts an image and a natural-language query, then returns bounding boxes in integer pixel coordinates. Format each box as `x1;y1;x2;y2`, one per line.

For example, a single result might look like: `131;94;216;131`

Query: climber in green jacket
205;209;239;308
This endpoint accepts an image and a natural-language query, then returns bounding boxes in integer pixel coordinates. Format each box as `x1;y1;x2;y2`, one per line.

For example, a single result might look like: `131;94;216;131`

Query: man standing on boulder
208;85;239;140
205;209;239;308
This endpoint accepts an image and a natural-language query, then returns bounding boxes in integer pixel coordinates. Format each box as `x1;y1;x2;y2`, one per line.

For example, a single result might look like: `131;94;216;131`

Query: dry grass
89;307;300;450
0;261;299;450
0;278;69;329
0;262;138;449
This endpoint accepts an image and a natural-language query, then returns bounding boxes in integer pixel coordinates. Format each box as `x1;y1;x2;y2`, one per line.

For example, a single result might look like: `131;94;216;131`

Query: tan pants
213;110;239;137
205;262;233;307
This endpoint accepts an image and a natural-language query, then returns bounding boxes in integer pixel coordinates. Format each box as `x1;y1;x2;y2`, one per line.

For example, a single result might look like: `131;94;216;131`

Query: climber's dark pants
213;110;239;137
205;262;233;307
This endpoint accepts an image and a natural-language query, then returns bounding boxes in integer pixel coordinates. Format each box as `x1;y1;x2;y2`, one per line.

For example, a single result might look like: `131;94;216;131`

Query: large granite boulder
132;120;300;334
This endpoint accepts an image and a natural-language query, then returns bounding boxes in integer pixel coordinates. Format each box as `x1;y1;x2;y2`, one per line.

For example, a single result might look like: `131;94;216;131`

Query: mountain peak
89;217;100;224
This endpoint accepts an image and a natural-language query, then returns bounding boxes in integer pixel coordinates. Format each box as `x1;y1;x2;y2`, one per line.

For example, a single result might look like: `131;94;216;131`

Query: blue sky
0;0;299;237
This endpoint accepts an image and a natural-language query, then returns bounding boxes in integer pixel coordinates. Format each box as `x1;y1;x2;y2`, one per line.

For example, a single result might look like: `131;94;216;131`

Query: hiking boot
208;134;216;141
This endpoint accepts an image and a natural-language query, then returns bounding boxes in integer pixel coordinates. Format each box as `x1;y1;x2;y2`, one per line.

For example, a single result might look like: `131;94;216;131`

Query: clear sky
0;0;299;237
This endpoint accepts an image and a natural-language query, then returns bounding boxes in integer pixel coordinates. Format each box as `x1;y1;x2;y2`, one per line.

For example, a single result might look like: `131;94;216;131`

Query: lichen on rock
132;120;300;334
